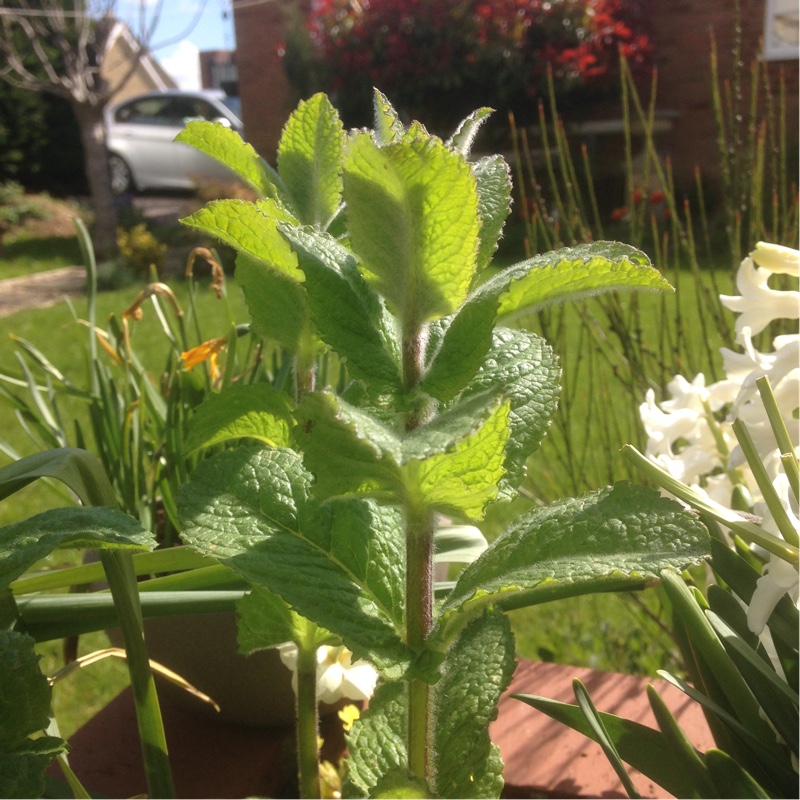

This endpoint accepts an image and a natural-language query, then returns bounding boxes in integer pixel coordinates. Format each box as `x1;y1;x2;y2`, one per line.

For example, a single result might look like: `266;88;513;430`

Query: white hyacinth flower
750;241;800;276
277;642;379;704
720;257;800;343
747;476;800;635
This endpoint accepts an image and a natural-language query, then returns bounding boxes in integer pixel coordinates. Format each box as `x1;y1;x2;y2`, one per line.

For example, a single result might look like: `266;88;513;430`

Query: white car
105;89;244;193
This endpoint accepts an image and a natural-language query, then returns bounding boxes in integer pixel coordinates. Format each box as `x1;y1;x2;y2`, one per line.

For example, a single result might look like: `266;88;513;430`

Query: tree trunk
71;99;118;260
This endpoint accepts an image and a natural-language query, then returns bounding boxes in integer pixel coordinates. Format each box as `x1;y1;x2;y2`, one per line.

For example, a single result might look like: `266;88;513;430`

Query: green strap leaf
433;609;515;798
0;507;155;590
475;242;670;321
0;447;116;506
277;93;345;227
184;383;295;453
645;684;717;798
473;155;512;271
181;199;302;280
461;328;560;499
344;130;481;324
433;483;709;647
177;447;410;676
175;120;283;200
236;252;309;352
572;680;642;799
706;611;799;753
280;225;402;396
705;749;771;799
513;692;707;800
659;570;776;748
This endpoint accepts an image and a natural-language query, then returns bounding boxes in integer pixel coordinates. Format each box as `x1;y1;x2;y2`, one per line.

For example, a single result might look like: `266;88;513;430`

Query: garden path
0;267;86;318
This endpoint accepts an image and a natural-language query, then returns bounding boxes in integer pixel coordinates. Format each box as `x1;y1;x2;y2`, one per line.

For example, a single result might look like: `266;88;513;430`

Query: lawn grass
0;234;84;279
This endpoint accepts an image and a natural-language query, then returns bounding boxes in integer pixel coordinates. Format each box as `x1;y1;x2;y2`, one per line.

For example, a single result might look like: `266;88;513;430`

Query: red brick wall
232;0;310;163
232;0;798;182
645;0;798;184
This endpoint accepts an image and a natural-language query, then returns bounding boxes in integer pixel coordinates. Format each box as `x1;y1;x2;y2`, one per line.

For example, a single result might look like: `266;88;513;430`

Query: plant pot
109;611;298;728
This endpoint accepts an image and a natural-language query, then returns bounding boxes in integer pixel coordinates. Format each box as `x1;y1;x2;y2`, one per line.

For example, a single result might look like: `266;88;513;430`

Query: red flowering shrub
290;0;652;131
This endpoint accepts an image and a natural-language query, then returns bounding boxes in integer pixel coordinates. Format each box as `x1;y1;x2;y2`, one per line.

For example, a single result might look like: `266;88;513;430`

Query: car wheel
108;153;134;194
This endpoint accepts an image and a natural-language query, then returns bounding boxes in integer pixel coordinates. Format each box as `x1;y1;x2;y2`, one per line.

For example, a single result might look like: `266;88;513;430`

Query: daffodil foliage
175;92;709;798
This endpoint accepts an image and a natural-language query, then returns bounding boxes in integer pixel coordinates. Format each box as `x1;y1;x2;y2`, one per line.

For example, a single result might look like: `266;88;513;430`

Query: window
763;0;799;60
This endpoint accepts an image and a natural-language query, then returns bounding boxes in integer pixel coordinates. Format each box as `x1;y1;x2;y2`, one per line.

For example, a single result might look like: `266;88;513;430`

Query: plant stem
296;643;322;799
406;500;435;782
401;314;434;784
100;550;175;799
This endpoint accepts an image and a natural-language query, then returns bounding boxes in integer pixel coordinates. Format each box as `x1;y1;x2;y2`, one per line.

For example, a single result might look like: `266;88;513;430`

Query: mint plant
174;91;710;797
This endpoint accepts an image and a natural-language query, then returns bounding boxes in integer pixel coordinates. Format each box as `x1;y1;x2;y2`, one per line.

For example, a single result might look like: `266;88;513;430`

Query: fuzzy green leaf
476;242;670;321
433;483;709;647
473;155;512;270
294;391;404;501
446;108;493;158
236;253;309;351
277;94;345;227
236;586;299;654
421;290;500;402
0;631;67;798
181;199;301;279
280;226;402;395
433;609;515;798
344;681;408;797
410;397;511;521
372;89;405;146
295;391;510;518
0;507;155;589
185;383;294;452
0;631;51;747
344;131;480;323
0;738;67;800
177;447;410;676
461;328;560;498
176;121;282;199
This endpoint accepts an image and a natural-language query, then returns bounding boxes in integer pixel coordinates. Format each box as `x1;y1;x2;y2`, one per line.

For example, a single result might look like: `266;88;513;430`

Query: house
231;0;798;189
200;50;238;97
99;18;177;105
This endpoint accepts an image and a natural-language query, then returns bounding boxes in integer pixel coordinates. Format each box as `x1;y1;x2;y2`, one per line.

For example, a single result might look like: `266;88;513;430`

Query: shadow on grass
0;235;83;278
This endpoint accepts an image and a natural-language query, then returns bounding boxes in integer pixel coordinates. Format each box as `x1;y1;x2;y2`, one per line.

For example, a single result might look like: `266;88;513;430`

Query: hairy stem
406;502;435;782
402;313;435;783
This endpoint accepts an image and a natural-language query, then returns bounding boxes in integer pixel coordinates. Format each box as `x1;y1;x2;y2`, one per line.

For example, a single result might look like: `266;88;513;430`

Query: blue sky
117;0;236;89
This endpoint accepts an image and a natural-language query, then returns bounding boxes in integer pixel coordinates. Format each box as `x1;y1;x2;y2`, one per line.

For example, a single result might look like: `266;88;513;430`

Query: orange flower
181;336;228;382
